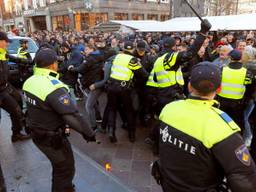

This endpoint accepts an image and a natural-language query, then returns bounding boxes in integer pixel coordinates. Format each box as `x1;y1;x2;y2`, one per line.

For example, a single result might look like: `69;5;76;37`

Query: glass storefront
114;13;128;20
75;12;108;31
33;16;47;30
160;15;169;21
147;14;158;20
132;13;144;20
52;15;70;31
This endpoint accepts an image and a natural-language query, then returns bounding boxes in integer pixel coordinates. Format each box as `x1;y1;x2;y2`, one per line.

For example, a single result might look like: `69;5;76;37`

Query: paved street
0;94;162;192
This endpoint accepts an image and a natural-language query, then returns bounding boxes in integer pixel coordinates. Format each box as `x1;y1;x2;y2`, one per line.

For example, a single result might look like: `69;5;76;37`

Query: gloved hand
83;133;96;142
200;19;212;34
151;160;162;185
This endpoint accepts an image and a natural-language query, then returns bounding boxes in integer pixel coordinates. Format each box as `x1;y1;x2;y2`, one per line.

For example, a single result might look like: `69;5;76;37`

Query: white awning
111;14;256;32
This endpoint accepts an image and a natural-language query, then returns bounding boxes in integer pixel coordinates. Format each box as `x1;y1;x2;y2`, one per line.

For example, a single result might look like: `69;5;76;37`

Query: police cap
163;37;176;49
190;62;221;94
136;41;146;51
35;48;57;68
229;49;242;61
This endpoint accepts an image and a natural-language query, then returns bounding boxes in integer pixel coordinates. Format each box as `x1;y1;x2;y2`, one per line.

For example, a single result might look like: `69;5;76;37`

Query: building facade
1;0;170;32
173;0;207;17
237;0;256;14
206;0;239;16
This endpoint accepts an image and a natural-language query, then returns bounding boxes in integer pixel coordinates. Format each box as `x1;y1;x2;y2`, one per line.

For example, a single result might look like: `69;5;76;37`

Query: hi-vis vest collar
17;47;28;59
0;48;7;60
186;96;220;108
160;98;240;149
34;67;60;79
23;68;68;101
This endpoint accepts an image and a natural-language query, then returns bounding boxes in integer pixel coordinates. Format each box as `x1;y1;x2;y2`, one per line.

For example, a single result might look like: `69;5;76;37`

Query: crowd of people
1;19;256;191
24;27;256;146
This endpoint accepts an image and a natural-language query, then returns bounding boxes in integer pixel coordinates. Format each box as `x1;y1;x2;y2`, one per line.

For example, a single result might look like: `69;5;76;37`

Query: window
147;14;158;20
132;13;144;20
114;13;128;20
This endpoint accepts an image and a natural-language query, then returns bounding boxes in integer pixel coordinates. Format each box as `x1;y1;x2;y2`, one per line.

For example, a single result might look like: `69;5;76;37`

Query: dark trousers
218;97;244;132
107;83;135;134
7;84;23;110
0;164;6;192
102;98;128;130
0;91;23;134
33;136;75;192
143;87;158;120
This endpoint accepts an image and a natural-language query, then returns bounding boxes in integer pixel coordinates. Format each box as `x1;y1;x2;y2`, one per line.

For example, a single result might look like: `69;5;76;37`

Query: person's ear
216;86;222;94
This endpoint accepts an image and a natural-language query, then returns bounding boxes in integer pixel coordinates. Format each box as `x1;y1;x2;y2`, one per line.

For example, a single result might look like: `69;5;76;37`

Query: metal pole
236;0;239;14
183;0;204;21
169;0;173;19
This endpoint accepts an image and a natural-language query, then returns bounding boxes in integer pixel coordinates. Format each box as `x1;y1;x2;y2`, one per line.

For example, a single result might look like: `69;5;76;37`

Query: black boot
11;132;31;143
108;126;117;143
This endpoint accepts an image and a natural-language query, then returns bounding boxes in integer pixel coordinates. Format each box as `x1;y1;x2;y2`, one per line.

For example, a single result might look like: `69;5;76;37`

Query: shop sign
23;10;36;16
23;9;47;17
84;0;93;11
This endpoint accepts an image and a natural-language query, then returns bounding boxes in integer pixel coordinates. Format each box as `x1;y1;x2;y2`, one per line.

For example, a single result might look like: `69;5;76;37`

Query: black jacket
133;50;156;73
73;51;104;89
159;97;256;192
58;51;78;87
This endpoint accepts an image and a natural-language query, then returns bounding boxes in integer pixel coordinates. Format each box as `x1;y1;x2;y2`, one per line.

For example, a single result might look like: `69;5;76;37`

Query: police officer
146;19;212;114
17;39;33;82
0;31;30;142
106;41;148;143
22;48;96;192
217;49;253;132
133;40;156;125
152;62;256;192
17;39;32;61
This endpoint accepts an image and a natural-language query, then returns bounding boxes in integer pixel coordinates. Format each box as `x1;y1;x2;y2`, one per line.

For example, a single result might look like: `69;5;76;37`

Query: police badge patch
58;94;70;105
235;144;251;166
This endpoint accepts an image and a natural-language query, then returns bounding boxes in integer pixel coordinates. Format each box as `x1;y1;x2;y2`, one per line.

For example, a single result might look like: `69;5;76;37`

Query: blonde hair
242;46;256;65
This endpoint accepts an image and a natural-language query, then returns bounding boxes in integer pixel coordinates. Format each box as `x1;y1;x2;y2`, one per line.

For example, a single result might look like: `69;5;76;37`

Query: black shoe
109;135;117;143
129;132;136;143
11;133;31;142
108;126;117;143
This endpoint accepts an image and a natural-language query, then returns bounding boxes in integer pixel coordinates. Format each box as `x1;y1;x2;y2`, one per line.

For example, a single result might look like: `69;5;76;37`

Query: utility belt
31;126;71;149
109;78;133;89
151;160;230;192
158;84;185;100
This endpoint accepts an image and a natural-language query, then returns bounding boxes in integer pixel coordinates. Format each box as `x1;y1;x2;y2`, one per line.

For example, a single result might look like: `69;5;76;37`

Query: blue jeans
85;89;102;128
243;99;255;146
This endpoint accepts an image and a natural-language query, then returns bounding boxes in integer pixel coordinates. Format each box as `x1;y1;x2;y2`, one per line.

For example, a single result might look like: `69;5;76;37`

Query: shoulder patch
219;112;240;131
219;112;232;123
51;79;60;85
58;94;70;105
235;144;251;166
